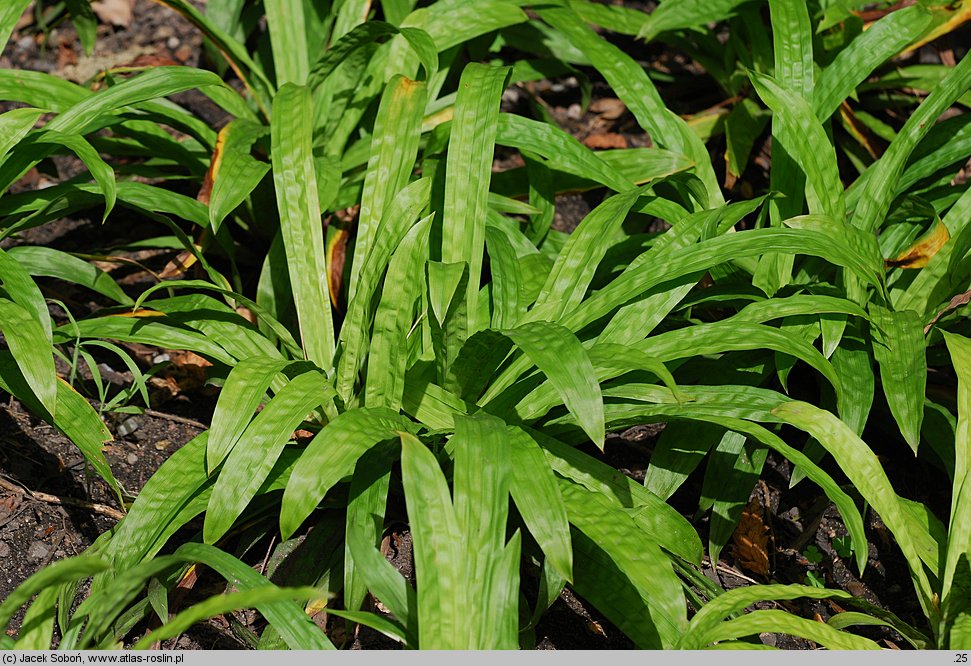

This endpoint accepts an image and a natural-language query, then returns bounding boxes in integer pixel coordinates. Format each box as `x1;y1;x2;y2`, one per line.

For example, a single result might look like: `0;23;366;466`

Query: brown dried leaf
925;289;971;333
583;133;627;150
886;218;950;269
327;228;349;311
91;0;134;27
589;97;626;120
731;498;771;576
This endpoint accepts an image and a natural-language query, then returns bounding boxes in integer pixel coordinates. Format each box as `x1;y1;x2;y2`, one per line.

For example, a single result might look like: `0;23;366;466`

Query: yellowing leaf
886;218;950;269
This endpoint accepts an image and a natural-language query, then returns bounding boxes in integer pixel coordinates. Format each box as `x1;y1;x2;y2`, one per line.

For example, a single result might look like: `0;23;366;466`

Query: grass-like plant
0;0;969;650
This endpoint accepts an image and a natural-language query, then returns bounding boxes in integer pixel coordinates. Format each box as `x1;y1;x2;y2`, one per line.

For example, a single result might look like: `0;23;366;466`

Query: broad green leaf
344;445;395;614
485;224;526;329
0;2;30;52
271;83;335;369
771;402;937;614
942;333;971;604
707;609;880;649
14;587;57;650
560;482;685;648
208;119;270;233
851;52;971;232
535;431;703;565
451;413;519;649
0;107;44;161
645;421;721;500
346;529;417;644
399;431;463;649
132;586;327;650
637;0;749;41
339;179;432;401
280;408;416;538
502;321;604;448
172;543;334;649
266;0;309;85
204;370;334;544
0;299;57;417
365;216;432;411
0;555;108;632
769;0;813;102
813;5;934;122
749;72;845;221
869;305;926;452
680;583;862;649
0;69;88;112
541;6;723;207
7;246;133;305
495;113;632;192
28;131;116;222
505;425;572;582
442;63;510;337
0;246;52;342
528;186;646;323
348;75;428;301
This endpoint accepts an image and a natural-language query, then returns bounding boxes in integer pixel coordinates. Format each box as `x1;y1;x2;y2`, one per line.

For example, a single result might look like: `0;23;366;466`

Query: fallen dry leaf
91;0;134;27
731;497;771;576
925;289;971;333
583;133;627;150
589;97;626;120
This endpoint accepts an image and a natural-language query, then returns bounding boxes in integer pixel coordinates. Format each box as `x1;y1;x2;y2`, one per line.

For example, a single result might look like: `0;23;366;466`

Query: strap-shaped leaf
265;0;309;85
0;107;44;161
503;321;605;448
813;5;933;122
206;356;289;472
560;481;686;648
637;0;748;41
208;119;270;232
348;75;428;301
205;370;335;544
0;1;31;55
869;305;926;453
0;555;108;633
7;246;132;305
442;63;510;337
0;299;57;417
345;529;418;644
941;332;971;601
772;401;937;613
506;425;572;583
365;216;432;410
541;6;723;207
271;83;334;369
280;408;417;538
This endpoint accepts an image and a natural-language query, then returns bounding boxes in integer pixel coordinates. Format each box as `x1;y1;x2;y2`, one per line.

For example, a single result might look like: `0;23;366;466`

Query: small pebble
174;45;193;62
0;542;9;558
117;416;141;437
167;36;180;49
126;453;139;466
154;439;171;450
27;541;50;560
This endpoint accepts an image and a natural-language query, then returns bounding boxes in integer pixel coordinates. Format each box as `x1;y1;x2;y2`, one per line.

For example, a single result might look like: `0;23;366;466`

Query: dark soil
0;0;951;651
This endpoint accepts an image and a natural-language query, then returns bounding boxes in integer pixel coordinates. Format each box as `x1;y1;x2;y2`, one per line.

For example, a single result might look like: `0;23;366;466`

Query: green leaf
495;113;632;192
265;0;309;85
505;425;572;582
502;321;605;448
941;333;971;607
14;587;57;650
637;0;749;41
749;71;845;221
0;0;31;55
271;83;335;369
204;370;335;544
771;402;938;613
869;305;926;453
541;6;723;207
0;107;45;160
348;75;427;300
561;482;685;648
813;5;934;122
132;586;328;649
442;63;511;337
280;408;416;538
398;431;462;648
707;609;881;649
0;556;108;634
851;51;971;232
365;216;432;411
7;246;133;305
345;528;417;644
680;583;862;648
208;119;271;233
0;299;57;418
172;543;333;649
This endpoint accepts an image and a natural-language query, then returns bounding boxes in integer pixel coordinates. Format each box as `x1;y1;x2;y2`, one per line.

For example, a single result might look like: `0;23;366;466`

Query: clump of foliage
0;0;969;651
